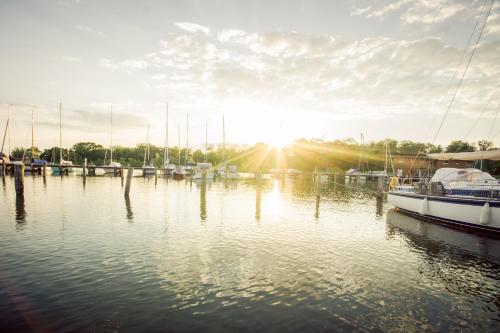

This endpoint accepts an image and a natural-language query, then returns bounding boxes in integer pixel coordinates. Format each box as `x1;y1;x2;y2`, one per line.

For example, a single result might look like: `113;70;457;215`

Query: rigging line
406;0;490;174
488;101;500;140
431;0;495;144
422;0;489;143
462;88;498;141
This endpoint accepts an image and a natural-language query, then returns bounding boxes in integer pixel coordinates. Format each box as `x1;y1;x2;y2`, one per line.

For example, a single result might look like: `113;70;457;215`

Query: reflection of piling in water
255;185;261;221
376;196;383;217
124;195;133;222
15;194;26;224
314;167;320;218
200;172;207;222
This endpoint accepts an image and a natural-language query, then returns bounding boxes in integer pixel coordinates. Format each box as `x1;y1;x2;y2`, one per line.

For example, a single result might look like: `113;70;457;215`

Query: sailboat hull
388;192;500;234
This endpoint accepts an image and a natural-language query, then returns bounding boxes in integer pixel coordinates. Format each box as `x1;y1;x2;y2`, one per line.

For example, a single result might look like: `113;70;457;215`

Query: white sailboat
218;114;239;179
163;102;175;175
173;122;186;180
388;151;500;233
195;121;214;180
142;122;156;176
103;105;121;174
51;103;73;175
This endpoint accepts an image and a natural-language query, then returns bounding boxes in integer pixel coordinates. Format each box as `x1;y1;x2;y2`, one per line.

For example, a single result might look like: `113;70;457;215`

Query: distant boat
104;105;121;174
51;103;73;175
142;122;156;176
194;162;214;179
162;103;176;175
173;122;185;180
218;114;240;179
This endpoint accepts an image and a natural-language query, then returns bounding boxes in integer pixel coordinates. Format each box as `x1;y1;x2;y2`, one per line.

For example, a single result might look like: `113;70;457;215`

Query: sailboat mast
205;121;208;162
1;108;9;155
178;122;181;166
7;105;11;156
31;110;35;159
59;103;62;164
164;102;169;165
222;114;226;166
384;139;388;174
110;105;113;163
185;113;189;166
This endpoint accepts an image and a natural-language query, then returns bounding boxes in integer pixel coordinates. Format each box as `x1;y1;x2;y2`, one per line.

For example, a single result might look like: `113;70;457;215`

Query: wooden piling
124;165;133;197
42;163;46;177
1;160;5;179
376;176;384;198
14;163;24;196
154;168;158;186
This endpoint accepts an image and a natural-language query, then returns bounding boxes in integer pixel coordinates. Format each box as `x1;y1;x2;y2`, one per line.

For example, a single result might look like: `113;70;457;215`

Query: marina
2;0;500;331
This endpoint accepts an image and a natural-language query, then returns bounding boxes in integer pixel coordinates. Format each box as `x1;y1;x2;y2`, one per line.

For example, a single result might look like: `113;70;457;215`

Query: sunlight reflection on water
0;175;499;332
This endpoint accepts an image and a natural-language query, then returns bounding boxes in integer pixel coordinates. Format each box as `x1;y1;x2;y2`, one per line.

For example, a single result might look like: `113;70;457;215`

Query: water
1;175;499;332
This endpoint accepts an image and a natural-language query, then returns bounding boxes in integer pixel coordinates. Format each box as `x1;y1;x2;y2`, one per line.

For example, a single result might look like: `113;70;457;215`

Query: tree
478;140;494;151
445;140;475;153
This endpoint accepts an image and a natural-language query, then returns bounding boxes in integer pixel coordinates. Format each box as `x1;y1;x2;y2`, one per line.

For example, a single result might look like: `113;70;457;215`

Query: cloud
54;55;82;63
97;27;500;121
76;24;105;39
174;22;210;35
99;58;149;73
352;0;472;25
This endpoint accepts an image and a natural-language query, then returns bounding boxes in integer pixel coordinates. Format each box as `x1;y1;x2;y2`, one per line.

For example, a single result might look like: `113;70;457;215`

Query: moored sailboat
388;151;500;233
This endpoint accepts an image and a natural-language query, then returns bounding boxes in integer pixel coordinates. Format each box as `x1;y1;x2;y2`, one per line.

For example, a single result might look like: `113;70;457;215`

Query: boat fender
419;197;428;215
479;202;490;225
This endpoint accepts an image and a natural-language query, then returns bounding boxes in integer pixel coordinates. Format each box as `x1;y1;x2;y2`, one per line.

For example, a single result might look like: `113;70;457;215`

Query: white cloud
54;55;82;63
99;58;148;73
76;24;105;38
174;22;210;35
353;0;472;25
97;27;500;121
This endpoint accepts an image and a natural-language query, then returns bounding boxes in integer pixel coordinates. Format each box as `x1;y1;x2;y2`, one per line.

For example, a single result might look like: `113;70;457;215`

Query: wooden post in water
1;160;5;180
376;176;384;198
83;158;87;184
120;166;124;182
124;165;133;197
154;167;158;186
14;163;24;196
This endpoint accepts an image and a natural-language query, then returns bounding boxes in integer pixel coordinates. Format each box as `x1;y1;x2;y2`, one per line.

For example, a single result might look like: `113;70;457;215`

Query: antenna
205;121;208;162
59;103;62;164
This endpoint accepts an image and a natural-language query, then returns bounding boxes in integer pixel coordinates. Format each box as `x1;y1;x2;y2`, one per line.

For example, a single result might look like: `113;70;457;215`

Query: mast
384;139;388;174
185;113;189;166
1;107;10;155
222;114;226;167
177;122;181;166
357;133;362;171
8;105;11;156
163;102;169;165
205;121;208;162
110;105;113;163
59;103;62;164
31;109;35;159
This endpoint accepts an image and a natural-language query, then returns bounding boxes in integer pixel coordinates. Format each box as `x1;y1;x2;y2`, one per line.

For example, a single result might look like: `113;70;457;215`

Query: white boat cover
431;168;495;183
427;150;500;161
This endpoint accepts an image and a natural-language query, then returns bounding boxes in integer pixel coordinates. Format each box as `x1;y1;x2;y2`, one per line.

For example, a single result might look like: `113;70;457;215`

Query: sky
0;0;500;151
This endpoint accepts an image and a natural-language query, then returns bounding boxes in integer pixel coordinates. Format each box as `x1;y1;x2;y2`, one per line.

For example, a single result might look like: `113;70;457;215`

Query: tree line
8;138;498;174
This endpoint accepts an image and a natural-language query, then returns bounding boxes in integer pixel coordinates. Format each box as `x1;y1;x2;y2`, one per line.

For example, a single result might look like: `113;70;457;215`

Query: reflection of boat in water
387;209;500;258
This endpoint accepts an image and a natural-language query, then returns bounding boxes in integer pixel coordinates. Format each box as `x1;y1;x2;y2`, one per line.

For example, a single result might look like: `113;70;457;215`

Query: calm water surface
1;175;499;332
